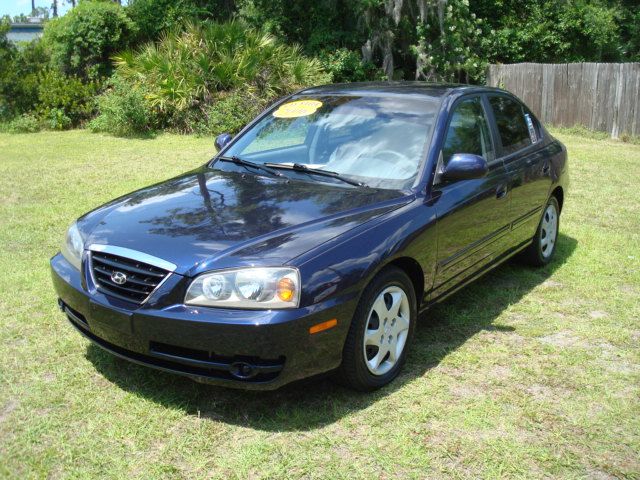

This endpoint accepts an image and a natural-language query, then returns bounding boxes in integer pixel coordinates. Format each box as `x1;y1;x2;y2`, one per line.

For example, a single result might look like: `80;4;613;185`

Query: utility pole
31;0;36;15
52;0;58;17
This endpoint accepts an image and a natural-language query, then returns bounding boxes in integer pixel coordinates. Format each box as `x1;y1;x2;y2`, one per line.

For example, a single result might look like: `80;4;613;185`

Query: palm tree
113;21;329;132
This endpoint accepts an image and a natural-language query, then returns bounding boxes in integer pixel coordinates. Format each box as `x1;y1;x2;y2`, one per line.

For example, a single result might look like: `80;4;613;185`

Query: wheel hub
540;203;558;258
363;286;410;376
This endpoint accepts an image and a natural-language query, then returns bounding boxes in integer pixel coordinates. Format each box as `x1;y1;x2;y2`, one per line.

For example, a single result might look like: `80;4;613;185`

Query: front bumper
51;253;356;390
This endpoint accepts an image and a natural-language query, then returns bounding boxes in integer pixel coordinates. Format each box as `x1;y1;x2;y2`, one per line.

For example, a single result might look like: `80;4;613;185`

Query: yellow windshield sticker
273;100;322;118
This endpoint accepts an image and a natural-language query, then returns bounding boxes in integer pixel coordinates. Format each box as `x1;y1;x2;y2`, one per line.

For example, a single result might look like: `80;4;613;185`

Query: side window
441;97;494;166
523;106;542;143
488;96;532;156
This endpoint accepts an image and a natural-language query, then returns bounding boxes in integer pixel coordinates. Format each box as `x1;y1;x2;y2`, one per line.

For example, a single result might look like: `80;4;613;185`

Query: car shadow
85;233;578;432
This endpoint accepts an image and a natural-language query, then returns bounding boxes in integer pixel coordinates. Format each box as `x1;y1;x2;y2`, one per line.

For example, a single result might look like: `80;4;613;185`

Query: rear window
489;96;532;156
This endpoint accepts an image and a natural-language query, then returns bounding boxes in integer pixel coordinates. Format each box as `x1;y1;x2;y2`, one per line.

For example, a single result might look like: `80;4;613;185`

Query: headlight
61;222;84;270
185;267;300;309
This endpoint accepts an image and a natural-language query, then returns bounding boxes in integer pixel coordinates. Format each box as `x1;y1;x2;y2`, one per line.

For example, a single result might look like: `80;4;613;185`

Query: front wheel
337;267;417;391
520;196;560;266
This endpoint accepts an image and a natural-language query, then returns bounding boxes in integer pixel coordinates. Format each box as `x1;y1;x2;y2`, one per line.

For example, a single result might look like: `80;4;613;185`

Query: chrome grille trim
87;245;175;305
88;244;177;272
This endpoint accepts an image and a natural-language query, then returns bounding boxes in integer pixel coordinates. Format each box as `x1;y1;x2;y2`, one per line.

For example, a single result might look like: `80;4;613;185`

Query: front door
430;96;512;300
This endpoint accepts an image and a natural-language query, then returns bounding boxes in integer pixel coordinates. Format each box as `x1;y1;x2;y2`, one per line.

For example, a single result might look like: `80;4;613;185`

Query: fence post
611;63;624;139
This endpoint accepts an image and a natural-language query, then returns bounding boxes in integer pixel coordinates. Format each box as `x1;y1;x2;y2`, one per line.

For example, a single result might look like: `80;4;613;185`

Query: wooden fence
486;63;640;137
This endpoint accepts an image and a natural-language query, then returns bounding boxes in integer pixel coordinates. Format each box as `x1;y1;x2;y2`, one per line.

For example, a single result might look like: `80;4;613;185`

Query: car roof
298;81;505;99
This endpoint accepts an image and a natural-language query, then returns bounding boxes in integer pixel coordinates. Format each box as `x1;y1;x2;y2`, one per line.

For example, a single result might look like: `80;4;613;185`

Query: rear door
486;94;551;246
430;95;512;300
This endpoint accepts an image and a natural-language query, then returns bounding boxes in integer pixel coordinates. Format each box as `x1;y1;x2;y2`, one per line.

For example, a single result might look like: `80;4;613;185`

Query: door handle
496;185;508;199
542;163;551;175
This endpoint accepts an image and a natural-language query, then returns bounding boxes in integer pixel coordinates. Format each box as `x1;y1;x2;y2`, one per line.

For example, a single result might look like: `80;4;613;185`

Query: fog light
230;361;255;379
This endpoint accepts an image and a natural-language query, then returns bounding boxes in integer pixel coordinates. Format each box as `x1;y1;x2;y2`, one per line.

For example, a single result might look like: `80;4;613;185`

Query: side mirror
442;153;488;182
215;133;232;151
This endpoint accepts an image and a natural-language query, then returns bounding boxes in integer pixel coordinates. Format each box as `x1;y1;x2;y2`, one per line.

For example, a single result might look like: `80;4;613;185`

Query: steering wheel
363;149;409;165
356;150;415;178
325;146;414;179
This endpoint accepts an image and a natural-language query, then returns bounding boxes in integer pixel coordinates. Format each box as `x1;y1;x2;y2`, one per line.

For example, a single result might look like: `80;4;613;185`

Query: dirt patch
600;360;640;375
489;365;513;381
586;468;619;480
539;331;583;347
449;383;485;399
424;422;539;451
525;384;573;402
619;284;638;295
0;399;18;424
589;310;608;319
1;192;21;206
431;364;466;378
594;341;619;357
541;279;563;288
500;332;527;346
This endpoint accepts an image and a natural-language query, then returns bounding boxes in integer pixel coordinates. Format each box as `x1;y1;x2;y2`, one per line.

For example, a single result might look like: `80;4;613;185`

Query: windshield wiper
216;155;286;179
264;163;366;188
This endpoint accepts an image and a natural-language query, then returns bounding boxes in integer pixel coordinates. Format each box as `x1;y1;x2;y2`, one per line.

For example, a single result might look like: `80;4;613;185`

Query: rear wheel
520;196;560;266
337;267;417;391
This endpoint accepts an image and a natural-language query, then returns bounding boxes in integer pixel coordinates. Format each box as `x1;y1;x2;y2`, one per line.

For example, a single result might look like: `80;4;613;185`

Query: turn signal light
309;318;338;335
276;277;296;302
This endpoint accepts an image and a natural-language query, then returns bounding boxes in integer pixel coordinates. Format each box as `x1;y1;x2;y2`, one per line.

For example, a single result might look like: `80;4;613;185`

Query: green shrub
167;90;265;135
43;1;137;80
5;114;41;133
204;91;266;135
0;19;14;121
319;48;384;83
89;77;155;137
46;108;72;131
37;70;99;127
0;24;49;119
111;21;329;133
126;0;235;44
236;0;365;55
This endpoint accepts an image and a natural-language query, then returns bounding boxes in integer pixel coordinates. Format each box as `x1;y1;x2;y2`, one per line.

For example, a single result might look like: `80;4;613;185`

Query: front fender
294;196;437;309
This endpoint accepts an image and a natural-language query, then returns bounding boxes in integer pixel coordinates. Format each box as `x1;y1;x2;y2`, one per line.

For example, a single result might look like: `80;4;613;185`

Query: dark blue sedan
51;82;568;391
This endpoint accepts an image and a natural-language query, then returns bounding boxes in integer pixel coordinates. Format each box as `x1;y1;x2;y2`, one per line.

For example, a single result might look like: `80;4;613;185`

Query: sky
0;0;72;18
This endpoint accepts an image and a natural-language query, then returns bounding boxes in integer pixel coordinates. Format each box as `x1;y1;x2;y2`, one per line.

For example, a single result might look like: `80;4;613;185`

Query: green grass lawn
0;130;639;479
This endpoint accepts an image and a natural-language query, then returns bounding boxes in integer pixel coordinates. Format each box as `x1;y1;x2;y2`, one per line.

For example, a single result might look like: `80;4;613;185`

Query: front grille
90;251;170;304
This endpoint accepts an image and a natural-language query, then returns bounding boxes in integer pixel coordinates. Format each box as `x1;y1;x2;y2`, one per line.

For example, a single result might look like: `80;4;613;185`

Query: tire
520;196;560;267
336;266;417;391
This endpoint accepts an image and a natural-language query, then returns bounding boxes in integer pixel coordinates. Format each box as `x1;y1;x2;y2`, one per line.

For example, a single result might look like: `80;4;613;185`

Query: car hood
81;167;409;276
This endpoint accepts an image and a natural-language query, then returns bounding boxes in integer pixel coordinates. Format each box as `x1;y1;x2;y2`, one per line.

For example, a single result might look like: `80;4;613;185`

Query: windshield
220;94;440;190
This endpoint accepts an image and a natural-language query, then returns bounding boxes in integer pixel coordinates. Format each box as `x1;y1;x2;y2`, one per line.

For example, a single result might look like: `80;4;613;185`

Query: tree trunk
71;0;76;7
52;0;58;17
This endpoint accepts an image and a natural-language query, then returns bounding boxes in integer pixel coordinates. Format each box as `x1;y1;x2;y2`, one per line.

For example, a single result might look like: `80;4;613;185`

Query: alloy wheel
540;203;558;258
363;286;411;376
